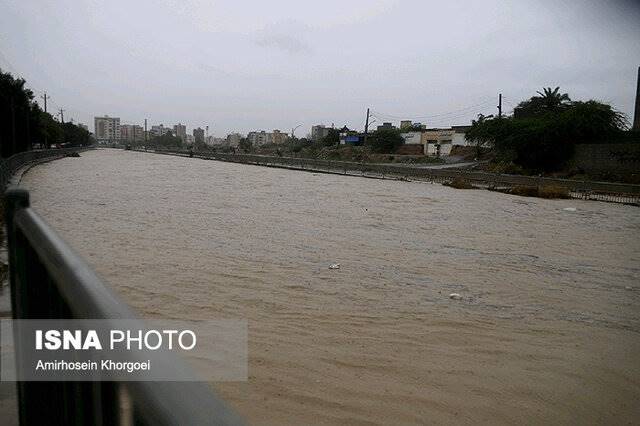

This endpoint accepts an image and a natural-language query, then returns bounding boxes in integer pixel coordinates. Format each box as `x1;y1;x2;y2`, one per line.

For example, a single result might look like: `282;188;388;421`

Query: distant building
193;127;205;144
270;129;288;144
150;124;171;137
120;124;144;142
339;127;365;146
94;116;120;143
226;133;242;147
247;130;289;145
247;130;268;146
400;131;424;145
311;125;331;142
376;122;395;131
423;128;455;156
400;120;413;130
173;123;187;141
451;126;471;147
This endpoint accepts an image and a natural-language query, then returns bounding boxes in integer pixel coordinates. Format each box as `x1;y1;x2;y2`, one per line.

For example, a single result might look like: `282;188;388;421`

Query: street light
291;124;302;138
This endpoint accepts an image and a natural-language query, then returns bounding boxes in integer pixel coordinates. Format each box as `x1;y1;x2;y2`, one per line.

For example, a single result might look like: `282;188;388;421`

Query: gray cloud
1;0;638;136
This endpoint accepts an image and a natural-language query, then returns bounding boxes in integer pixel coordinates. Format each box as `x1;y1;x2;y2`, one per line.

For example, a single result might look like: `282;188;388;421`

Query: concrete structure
451;126;471;146
423;128;455;156
401;131;424;145
226;133;242;147
376;122;395;131
193;127;205;144
173;123;187;141
94;116;120;143
247;131;268;146
246;130;288;146
150;124;170;137
573;143;640;175
120;124;144;142
311;125;331;142
270;129;288;144
400;120;413;130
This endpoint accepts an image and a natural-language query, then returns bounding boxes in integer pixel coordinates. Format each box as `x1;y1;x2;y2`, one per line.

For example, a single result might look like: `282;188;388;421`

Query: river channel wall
0;148;92;193
131;148;640;204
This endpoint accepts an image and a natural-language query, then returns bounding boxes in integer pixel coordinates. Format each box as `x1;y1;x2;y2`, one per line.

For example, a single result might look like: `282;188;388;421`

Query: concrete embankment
133;148;640;204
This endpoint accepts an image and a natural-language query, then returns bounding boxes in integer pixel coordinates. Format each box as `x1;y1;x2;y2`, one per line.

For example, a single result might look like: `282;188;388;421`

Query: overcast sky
1;0;639;136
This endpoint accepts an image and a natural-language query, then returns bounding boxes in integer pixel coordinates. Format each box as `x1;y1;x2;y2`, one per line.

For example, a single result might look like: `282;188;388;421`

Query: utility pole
144;118;148;142
363;108;370;145
58;108;65;124
633;66;640;131
497;93;502;119
41;92;49;113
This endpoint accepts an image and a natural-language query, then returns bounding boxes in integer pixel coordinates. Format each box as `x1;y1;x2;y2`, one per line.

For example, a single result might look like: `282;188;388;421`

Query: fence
0;148;91;192
139;148;640;204
3;187;244;425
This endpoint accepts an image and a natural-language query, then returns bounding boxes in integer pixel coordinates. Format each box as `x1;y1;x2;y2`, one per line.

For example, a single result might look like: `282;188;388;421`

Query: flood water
22;149;640;425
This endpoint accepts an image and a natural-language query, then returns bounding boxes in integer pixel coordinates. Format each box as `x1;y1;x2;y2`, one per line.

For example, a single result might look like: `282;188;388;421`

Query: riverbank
133;148;640;204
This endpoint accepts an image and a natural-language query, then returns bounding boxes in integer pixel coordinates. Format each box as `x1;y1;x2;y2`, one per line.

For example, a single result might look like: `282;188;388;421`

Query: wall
572;143;640;175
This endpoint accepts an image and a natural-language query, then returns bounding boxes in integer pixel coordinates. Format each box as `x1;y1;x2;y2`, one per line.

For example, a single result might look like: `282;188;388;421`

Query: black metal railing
3;187;244;426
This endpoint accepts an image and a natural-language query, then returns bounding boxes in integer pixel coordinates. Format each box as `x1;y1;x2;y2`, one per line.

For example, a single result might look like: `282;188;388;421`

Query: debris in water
328;263;341;270
563;207;577;212
449;293;462;300
625;286;633;291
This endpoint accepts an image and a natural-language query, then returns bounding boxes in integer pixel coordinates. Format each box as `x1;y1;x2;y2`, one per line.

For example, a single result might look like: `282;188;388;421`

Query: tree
368;128;404;153
0;69;42;156
466;90;627;172
61;122;91;146
320;128;340;147
151;133;183;148
514;86;572;118
238;138;252;153
465;114;496;157
536;87;571;109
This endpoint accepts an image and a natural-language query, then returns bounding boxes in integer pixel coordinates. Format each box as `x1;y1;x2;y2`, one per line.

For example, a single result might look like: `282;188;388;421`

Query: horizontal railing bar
11;206;245;425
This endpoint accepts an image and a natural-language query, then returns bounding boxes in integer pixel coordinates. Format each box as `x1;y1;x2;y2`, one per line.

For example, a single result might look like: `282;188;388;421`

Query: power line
370;98;497;121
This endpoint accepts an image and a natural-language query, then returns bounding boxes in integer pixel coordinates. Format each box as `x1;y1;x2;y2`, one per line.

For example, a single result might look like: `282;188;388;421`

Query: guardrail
0;148;90;192
138;148;640;204
4;187;244;426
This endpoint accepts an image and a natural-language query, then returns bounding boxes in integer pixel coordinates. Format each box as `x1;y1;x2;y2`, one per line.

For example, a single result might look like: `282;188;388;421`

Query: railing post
4;187;30;319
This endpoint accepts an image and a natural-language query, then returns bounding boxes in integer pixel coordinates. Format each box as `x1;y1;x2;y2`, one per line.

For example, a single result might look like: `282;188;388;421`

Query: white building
94;116;120;143
401;131;423;145
451;126;471;146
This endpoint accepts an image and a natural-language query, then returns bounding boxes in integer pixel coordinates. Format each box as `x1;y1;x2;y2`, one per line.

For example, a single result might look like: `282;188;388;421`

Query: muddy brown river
21;149;640;425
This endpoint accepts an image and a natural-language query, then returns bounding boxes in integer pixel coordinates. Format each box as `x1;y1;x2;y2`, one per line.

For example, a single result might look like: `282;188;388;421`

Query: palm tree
535;87;571;110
